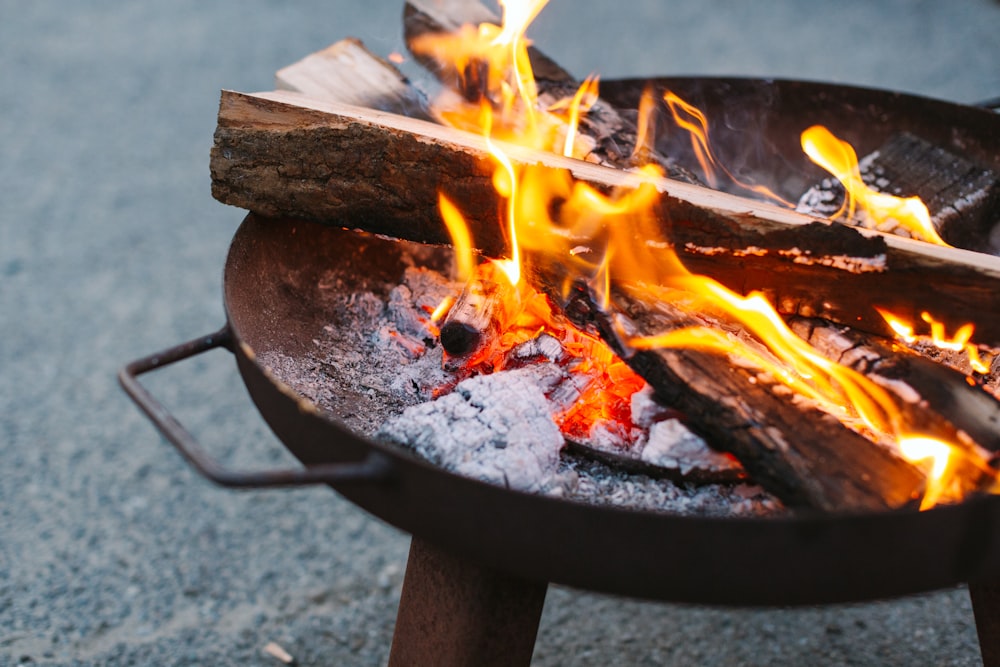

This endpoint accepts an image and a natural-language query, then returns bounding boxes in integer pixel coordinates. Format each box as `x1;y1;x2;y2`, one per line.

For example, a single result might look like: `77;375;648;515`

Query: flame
877;308;992;374
549;74;600;158
801;125;948;246
898;436;955;510
439;193;476;281
662;91;790;205
424;0;990;509
430;295;456;324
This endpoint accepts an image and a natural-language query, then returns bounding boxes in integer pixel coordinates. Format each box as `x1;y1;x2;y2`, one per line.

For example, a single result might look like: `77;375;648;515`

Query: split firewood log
210;90;1000;347
275;37;434;121
556;283;927;512
787;316;1000;456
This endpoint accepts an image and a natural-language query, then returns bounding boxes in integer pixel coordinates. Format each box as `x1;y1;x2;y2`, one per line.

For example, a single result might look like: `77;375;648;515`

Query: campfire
209;0;1000;515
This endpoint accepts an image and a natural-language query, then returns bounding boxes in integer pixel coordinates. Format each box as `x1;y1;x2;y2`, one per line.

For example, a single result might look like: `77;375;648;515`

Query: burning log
402;0;573;87
210;90;1000;346
402;0;699;182
788;316;1000;457
556;284;926;512
440;262;523;358
798;131;1000;253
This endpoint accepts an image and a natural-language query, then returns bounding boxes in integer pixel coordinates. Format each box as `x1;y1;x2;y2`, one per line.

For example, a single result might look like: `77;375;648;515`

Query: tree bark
558;284;926;512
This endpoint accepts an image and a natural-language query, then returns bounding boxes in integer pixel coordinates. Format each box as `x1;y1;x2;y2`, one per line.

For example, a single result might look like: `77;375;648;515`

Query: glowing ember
801;125;948;246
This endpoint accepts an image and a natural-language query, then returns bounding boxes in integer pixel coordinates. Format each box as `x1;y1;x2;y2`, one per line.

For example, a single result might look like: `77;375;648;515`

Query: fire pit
121;205;1000;664
121;0;1000;663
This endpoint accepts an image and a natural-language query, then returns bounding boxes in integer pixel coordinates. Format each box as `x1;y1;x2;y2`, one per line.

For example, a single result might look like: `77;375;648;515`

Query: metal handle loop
118;326;393;488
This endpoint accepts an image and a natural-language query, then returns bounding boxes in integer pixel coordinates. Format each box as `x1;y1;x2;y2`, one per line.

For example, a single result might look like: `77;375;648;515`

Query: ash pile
259;248;782;518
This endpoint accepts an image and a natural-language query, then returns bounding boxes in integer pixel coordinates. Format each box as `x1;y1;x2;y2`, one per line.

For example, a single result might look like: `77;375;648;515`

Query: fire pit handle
118;326;394;488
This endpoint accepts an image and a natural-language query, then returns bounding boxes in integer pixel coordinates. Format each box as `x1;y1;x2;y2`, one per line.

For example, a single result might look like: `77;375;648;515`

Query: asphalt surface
3;1;1000;665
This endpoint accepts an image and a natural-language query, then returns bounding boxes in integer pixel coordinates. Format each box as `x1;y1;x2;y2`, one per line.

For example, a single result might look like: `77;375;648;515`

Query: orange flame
424;0;988;509
877;308;991;374
662;92;790;205
438;193;476;282
801;125;948;246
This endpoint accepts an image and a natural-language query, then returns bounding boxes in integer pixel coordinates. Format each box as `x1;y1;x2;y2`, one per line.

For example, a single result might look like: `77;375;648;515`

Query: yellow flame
898;436;954;510
552;74;599;158
422;0;986;509
877;308;991;374
923;312;972;351
630;86;658;164
801;125;948;246
438;193;476;281
875;307;917;344
430;295;456;323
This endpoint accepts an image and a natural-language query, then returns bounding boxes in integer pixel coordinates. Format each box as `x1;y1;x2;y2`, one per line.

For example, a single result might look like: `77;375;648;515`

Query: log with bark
787;316;1000;456
210;89;1000;347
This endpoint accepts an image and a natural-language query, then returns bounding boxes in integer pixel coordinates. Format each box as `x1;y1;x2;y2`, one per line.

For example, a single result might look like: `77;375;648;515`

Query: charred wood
402;0;574;88
210;90;1000;346
440;262;521;358
558;284;926;512
788;316;1000;457
798;132;1000;254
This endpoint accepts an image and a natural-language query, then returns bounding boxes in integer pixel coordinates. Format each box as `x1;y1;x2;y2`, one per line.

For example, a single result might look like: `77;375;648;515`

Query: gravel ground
2;1;999;665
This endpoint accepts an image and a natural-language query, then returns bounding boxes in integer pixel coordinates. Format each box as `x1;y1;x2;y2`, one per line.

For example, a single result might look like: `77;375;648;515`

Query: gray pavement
2;1;999;665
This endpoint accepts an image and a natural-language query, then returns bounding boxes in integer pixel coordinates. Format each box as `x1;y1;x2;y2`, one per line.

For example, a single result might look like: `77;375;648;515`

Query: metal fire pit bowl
122;78;1000;610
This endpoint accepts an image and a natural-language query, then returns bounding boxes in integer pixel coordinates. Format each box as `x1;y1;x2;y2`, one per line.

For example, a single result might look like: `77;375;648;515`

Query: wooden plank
275;38;433;121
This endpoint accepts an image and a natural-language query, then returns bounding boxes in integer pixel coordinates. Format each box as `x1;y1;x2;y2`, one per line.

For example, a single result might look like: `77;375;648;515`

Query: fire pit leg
970;581;1000;667
388;537;548;667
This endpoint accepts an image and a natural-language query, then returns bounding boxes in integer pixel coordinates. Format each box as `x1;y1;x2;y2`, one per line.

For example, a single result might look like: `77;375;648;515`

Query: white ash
258;259;459;434
640;420;743;476
258;249;783;517
630;385;671;428
379;363;779;516
510;332;564;363
561;456;779;516
622;386;742;475
378;366;566;493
